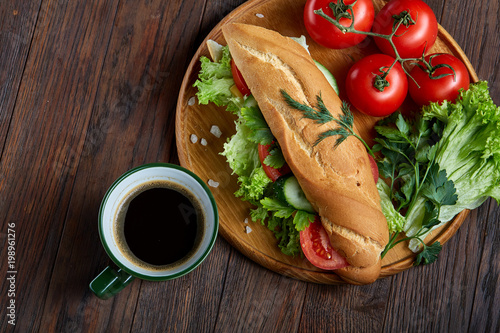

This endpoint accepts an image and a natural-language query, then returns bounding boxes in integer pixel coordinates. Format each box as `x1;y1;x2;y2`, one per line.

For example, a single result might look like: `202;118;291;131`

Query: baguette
222;23;389;284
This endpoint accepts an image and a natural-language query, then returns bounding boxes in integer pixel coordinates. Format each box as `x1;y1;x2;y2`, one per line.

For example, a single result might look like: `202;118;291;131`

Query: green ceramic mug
89;163;218;299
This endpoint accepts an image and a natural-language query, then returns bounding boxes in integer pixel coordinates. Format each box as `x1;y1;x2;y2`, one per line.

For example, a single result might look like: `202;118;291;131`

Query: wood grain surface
0;0;498;332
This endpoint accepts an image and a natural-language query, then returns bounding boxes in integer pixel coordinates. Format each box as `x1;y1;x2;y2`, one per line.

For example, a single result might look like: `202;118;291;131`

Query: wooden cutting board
175;0;477;284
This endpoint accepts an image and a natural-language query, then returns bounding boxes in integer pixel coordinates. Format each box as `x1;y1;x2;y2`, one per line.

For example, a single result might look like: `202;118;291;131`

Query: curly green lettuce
193;46;242;113
194;47;314;257
375;81;500;259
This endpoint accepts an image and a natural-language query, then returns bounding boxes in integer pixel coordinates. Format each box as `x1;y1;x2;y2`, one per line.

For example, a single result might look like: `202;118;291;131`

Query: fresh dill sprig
281;89;374;157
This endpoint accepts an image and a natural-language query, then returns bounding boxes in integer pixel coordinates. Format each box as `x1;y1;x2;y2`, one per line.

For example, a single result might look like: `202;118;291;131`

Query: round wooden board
175;0;477;284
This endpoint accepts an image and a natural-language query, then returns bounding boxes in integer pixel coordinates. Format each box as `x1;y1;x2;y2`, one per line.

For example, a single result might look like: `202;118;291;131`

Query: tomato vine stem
314;3;449;90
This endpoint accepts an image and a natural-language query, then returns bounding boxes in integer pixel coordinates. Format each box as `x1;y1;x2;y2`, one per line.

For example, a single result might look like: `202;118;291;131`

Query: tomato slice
368;154;379;184
300;216;349;270
258;143;291;182
230;59;251;96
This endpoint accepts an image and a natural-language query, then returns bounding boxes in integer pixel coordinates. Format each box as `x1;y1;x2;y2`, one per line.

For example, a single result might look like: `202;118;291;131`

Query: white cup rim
98;163;218;281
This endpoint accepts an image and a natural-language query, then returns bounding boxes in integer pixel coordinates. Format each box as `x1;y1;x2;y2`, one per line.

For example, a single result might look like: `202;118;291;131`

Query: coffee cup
89;163;218;299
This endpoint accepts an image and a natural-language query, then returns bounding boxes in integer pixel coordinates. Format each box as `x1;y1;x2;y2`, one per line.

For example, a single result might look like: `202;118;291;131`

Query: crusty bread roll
222;23;388;284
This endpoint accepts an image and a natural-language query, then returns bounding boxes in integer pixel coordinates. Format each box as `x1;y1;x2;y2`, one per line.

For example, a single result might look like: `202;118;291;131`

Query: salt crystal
245;226;252;233
244;218;248;224
208;179;219;188
188;96;196;106
210;125;222;138
256;13;264;18
200;138;207;146
190;134;198;143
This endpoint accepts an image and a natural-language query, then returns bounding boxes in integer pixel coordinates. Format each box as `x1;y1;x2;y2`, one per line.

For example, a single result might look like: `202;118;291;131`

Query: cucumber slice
275;176;315;213
314;60;339;96
273;176;289;203
243;94;258;108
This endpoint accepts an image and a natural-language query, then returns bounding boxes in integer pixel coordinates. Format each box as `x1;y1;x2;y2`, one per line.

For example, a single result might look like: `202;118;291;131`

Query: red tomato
304;0;374;49
300;216;349;270
372;0;438;59
258;144;291;182
368;154;379;183
230;59;251;96
346;54;408;117
408;53;470;106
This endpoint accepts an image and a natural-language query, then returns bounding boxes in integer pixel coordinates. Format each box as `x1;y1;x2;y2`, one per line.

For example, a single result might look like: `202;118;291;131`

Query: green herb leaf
281;90;373;155
374;126;406;141
415;242;442;265
241;106;274;145
260;197;295;218
263;145;286;169
293;210;316;231
421;200;440;229
250;206;269;224
316;127;351;147
395;113;411;135
421;164;458;207
281;90;334;124
272;215;302;257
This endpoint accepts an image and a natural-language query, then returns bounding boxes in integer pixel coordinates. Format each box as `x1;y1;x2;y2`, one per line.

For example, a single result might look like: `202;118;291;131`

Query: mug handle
89;266;135;299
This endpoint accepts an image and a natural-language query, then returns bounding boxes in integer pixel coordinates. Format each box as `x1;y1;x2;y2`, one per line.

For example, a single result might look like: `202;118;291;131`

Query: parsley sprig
281;89;375;158
375;113;458;264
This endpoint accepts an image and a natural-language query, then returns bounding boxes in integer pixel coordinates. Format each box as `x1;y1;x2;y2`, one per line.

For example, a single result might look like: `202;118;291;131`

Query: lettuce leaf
195;48;312;258
193;46;242;113
423;81;500;221
234;167;272;203
376;81;500;256
221;117;261;179
377;179;405;233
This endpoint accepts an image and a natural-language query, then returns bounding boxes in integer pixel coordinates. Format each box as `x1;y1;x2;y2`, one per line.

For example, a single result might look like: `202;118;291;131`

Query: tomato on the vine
230;59;251;96
300;216;349;270
372;0;438;59
346;54;408;117
258;143;291;182
304;0;374;49
408;53;470;106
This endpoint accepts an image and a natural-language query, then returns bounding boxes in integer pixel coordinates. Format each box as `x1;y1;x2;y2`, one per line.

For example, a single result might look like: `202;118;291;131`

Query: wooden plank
0;0;120;331
468;199;500;333
299;279;391;332
37;0;215;331
0;0;41;154
213;249;306;332
382;208;487;331
130;240;232;332
194;0;249;45
0;0;497;331
439;0;500;103
424;0;446;22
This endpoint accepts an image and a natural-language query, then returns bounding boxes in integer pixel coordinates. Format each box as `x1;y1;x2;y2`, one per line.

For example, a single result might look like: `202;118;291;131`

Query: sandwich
195;23;389;284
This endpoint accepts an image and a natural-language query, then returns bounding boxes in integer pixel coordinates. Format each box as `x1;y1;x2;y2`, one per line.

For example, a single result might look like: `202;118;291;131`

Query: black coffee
115;181;205;269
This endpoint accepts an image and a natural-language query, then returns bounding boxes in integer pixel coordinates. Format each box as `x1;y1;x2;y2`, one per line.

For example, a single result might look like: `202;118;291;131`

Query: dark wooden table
1;0;498;332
